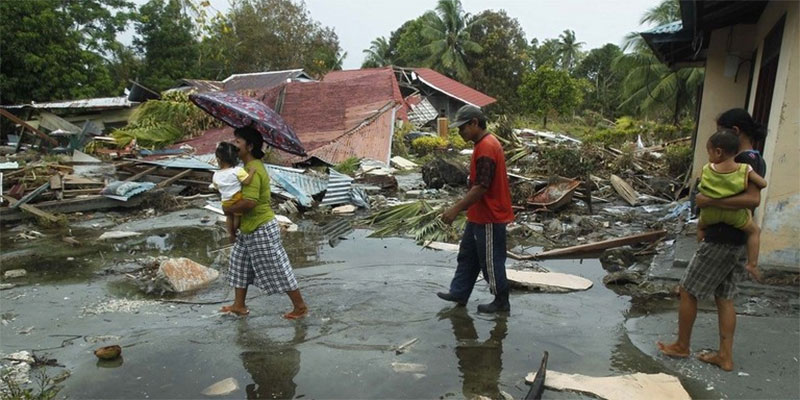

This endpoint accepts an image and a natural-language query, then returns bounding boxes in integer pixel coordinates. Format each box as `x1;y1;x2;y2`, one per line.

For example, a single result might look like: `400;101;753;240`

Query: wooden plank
157;169;192;189
124;166;158;182
63;175;104;186
49;174;63;190
2;195;60;224
0;192;154;223
0;108;58;146
512;230;668;260
11;182;50;209
507;270;593;292
524;371;690;400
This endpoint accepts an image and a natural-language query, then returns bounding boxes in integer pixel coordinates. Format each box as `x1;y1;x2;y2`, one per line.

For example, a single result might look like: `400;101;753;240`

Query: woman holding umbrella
220;126;308;319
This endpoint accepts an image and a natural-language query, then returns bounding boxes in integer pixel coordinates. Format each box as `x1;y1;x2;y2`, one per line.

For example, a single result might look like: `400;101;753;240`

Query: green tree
529;38;562;70
575;43;624;117
135;0;199;91
204;0;343;79
614;0;703;123
421;0;482;82
557;29;584;72
466;10;529;113
391;17;430;67
517;66;583;128
0;0;133;104
362;37;392;68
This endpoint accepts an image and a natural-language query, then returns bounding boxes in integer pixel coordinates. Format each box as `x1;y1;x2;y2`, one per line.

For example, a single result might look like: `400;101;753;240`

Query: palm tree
362;36;392;68
557;29;584;72
614;0;703;123
421;0;482;82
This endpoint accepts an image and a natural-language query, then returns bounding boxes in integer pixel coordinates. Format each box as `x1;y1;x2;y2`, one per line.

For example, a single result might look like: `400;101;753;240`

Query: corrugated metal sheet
2;96;137;110
321;169;354;207
644;21;683;34
265;164;353;208
407;97;438;127
136;156;217;170
222;69;313;92
413;68;496;108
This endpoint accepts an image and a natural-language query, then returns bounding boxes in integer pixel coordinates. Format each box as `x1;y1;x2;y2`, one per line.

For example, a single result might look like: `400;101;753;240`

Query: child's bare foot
698;351;733;371
745;263;761;282
220;305;249;316
283;306;308;320
657;341;690;358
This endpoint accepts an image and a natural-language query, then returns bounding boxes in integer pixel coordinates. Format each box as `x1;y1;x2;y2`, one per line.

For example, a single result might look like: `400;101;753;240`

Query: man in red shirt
439;105;514;313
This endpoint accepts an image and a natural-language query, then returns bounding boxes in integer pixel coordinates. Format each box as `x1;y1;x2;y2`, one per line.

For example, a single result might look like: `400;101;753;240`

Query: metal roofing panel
321;169;354;207
223;69;313;91
2;96;137;110
412;68;496;108
136;156;217;170
644;20;683;34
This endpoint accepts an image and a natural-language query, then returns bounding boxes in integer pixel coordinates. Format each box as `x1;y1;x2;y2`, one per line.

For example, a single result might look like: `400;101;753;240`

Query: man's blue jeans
448;222;509;301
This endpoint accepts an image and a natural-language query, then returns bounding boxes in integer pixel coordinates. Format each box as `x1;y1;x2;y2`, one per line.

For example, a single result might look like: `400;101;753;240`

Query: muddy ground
1;207;798;399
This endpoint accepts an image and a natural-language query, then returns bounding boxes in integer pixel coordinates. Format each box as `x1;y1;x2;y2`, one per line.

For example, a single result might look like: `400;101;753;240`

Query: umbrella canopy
189;91;306;156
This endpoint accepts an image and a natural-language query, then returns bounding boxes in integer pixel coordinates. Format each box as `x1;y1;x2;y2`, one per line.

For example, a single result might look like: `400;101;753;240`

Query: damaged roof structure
170;69;314;93
179;66;495;165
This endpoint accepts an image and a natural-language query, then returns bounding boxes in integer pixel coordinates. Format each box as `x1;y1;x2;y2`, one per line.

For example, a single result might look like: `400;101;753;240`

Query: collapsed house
178;66;496;166
642;0;799;269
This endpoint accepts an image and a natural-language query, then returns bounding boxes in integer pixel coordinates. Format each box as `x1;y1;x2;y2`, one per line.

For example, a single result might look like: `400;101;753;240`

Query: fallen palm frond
112;91;222;148
365;200;466;243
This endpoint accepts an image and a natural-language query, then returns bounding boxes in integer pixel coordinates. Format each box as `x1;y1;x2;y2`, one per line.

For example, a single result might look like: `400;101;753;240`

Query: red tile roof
412;68;496;107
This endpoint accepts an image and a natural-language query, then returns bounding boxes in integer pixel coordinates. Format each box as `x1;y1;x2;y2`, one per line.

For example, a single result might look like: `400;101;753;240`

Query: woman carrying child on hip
212;142;257;244
696;128;766;280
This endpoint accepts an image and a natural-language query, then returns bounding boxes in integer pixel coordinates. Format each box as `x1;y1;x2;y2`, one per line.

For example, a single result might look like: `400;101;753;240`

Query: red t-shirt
467;134;514;224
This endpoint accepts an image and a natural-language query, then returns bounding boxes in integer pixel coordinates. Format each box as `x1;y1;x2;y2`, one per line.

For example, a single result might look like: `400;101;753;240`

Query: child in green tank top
697;129;767;279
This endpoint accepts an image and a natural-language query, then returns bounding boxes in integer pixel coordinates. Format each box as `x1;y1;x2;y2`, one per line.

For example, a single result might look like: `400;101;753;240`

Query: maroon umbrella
189;91;306;156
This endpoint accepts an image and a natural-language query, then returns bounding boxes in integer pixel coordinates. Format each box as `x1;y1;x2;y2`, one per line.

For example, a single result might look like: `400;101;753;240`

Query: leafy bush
411;136;448;155
665;144;693;177
585;116;690;147
611;143;635;173
333;157;360;176
448;132;470;150
539;145;596;178
392;122;412;157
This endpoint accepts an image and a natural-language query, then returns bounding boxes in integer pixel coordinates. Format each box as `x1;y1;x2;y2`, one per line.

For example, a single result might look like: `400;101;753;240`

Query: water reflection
236;321;306;399
441;307;507;399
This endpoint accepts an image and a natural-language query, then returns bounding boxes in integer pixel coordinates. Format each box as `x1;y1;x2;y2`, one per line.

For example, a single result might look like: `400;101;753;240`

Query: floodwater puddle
0;217;718;398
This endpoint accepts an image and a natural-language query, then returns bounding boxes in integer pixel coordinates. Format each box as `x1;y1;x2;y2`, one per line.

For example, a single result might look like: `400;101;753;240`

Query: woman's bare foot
657;341;690;358
698;351;733;371
283;307;308;320
220;305;249;316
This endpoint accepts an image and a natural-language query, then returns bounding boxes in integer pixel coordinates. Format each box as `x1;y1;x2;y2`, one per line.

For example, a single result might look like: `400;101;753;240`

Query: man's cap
449;105;485;128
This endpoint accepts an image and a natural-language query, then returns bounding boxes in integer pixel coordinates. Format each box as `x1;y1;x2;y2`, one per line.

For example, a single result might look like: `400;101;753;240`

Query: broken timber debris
524;371;690;400
507;270;593;292
509;230;667;260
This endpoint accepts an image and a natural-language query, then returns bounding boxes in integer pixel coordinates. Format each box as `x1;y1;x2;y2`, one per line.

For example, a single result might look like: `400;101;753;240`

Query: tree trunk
543;113;548;129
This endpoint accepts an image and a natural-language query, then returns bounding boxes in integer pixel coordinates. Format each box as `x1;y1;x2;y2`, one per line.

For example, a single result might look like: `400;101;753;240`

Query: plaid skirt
681;241;746;300
227;219;298;295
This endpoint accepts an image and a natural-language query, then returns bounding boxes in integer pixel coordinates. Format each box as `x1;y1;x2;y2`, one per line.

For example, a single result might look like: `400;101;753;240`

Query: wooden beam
509;230;668;261
156;169;192;188
2;194;60;224
11;182;50;209
0;108;58;146
124;166;158;182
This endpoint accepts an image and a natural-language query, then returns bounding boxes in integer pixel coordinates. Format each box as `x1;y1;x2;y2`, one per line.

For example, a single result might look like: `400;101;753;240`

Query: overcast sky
127;0;662;70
